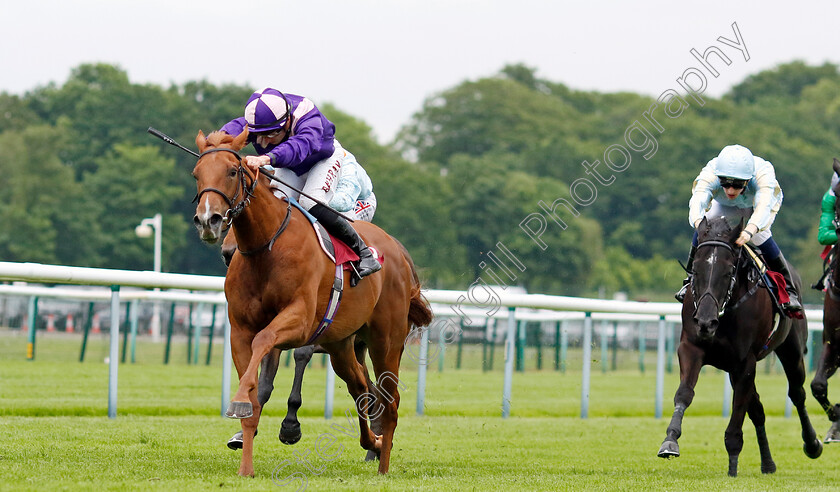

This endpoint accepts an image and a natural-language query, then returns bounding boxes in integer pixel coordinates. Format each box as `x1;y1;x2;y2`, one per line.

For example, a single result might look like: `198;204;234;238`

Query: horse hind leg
323;340;380;456
353;341;383;462
776;333;823;459
364;318;410;475
810;338;840;442
279;345;317;445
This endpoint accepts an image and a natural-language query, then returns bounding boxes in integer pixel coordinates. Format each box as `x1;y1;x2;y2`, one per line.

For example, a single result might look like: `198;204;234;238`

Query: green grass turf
1;331;838;490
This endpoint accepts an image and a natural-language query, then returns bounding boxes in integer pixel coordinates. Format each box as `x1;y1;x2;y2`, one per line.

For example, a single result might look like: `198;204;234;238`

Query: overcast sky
3;1;838;143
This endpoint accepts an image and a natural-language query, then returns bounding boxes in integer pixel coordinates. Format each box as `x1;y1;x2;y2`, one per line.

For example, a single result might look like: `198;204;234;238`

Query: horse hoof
825;423;840;443
227;431;243;450
657;440;680;459
279;422;301;445
805;440;823;459
761;461;776;474
227;428;258;450
225;401;253;419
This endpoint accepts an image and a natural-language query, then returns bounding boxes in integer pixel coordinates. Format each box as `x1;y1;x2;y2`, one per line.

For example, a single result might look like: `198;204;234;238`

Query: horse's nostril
193;215;201;227
209;214;223;228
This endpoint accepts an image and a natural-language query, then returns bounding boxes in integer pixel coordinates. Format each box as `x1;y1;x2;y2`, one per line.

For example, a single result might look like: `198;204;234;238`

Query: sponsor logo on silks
321;160;341;193
355;201;372;213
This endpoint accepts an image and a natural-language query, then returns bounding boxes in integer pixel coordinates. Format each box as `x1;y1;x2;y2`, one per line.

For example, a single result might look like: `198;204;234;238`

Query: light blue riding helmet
715;144;755;180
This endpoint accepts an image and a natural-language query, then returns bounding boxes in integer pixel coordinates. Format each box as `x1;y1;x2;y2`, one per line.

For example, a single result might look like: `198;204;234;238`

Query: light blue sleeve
329;155;363;212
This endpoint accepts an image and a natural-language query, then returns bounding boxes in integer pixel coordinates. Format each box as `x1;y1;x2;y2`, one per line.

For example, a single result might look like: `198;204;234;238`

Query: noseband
192;148;256;226
692;239;743;317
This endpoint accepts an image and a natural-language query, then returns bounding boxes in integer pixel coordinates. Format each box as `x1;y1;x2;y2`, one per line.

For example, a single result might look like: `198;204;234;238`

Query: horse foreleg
776;334;823;458
228;324;259;477
229;313;304;419
229;314;306;478
227;348;281;450
745;384;776;474
279;345;316;445
658;342;702;459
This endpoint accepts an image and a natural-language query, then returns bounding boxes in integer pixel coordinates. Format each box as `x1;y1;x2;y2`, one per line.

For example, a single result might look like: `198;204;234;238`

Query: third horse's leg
810;336;840;441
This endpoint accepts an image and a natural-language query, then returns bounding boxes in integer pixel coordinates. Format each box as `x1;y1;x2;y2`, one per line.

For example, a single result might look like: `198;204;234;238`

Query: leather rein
193;147;291;255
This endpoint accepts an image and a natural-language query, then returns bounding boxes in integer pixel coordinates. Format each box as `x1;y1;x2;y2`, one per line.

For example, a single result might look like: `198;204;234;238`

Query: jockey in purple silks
221;88;381;279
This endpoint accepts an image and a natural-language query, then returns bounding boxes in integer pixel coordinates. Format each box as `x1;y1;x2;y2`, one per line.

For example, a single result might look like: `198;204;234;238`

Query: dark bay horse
192;129;433;477
810;158;840;442
658;216;822;476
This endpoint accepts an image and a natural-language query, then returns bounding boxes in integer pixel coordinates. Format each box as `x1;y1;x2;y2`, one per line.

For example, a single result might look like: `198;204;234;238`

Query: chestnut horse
658;216;822;476
192;129;432;477
810;158;840;442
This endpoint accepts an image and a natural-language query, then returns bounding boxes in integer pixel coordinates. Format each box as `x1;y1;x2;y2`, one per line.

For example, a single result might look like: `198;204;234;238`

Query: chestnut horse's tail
394;238;433;328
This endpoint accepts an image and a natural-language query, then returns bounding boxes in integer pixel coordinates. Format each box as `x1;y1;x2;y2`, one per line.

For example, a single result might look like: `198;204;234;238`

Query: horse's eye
229;169;238;178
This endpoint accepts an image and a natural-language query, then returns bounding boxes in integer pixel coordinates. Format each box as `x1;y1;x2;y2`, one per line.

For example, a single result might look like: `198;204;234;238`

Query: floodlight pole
137;214;163;341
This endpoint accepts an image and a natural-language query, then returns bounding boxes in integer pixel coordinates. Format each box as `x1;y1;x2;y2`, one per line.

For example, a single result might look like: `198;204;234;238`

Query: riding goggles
718;177;748;190
254;127;286;139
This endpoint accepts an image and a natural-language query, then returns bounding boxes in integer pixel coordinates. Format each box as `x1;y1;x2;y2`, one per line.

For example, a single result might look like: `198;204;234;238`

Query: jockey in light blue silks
220;88;380;278
329;149;377;222
676;144;802;312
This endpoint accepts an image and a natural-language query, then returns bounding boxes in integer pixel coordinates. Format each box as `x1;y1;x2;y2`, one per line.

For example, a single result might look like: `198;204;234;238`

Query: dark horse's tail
394;238;433;328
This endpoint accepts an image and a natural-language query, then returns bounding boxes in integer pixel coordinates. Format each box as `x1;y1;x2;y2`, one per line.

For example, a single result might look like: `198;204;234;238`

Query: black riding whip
147;127;354;221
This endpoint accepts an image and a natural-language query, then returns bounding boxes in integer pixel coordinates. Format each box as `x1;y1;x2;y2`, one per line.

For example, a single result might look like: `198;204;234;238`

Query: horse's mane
698;216;742;243
205;131;236;148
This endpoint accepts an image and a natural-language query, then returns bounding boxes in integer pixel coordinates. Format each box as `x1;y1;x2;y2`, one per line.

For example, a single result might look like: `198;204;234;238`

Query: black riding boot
766;253;803;312
309;204;381;280
675;244;697;302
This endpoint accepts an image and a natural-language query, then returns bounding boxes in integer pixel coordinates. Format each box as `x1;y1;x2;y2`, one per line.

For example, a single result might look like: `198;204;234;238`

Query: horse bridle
691;239;743;317
193;147;292;255
193;148;256;226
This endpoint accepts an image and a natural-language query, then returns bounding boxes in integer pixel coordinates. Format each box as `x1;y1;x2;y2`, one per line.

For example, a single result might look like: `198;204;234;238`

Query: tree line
1;61;837;302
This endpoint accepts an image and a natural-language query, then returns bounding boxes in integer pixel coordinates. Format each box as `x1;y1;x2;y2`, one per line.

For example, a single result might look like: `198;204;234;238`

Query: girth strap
305;263;345;345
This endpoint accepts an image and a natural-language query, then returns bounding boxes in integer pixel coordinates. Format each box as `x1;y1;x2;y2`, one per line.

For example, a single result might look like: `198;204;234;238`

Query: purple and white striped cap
244;88;290;133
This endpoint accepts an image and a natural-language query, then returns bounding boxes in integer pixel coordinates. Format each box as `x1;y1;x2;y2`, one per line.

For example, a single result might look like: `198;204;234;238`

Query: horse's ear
231;128;249;151
195;130;208;153
833;157;840;176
